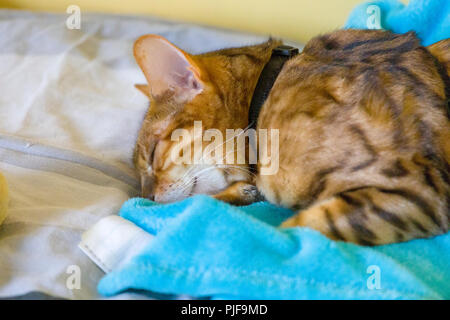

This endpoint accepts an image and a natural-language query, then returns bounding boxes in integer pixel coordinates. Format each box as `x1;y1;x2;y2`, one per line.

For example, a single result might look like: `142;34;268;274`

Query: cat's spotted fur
134;30;450;245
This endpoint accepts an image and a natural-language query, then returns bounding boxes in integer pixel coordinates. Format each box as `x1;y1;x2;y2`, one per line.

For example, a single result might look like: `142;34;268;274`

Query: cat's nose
141;188;155;201
140;174;155;201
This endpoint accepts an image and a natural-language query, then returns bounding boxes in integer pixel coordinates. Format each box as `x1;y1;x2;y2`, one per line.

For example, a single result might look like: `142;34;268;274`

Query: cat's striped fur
133;30;449;245
264;30;450;245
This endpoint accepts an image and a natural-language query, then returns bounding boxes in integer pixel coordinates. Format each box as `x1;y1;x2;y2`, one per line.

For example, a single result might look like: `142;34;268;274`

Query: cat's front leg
213;181;264;206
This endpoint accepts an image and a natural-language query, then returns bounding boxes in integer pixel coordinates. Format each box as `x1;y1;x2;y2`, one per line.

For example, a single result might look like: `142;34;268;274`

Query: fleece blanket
98;196;450;299
97;1;450;299
345;0;450;46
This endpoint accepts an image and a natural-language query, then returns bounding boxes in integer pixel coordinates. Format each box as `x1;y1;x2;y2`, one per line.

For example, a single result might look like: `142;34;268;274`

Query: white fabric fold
79;216;153;273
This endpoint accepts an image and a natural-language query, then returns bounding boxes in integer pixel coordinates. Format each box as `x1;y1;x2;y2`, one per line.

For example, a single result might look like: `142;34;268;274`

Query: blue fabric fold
98;196;450;299
345;0;450;46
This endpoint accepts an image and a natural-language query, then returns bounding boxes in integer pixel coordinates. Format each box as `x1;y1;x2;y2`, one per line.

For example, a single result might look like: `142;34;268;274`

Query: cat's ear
134;35;203;102
135;84;151;98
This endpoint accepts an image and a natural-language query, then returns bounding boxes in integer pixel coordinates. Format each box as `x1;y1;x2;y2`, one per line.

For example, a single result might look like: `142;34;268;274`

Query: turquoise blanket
345;0;450;45
98;0;450;299
99;196;450;299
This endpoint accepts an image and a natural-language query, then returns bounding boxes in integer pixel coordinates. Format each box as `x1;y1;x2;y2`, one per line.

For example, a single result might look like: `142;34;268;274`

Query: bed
0;9;302;299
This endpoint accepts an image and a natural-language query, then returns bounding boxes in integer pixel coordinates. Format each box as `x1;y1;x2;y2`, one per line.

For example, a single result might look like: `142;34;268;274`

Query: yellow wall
0;0;407;43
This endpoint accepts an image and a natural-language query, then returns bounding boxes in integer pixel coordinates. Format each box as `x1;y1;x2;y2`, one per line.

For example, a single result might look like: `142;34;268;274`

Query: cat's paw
242;185;263;200
213;182;264;205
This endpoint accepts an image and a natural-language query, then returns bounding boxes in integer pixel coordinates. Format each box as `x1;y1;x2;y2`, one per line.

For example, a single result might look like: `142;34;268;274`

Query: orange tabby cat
133;30;450;245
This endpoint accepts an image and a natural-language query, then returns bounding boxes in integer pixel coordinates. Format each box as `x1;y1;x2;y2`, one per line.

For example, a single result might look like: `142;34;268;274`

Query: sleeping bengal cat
133;29;450;245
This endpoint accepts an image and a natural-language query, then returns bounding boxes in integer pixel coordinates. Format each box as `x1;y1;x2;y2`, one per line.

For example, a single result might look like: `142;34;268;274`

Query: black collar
248;45;299;129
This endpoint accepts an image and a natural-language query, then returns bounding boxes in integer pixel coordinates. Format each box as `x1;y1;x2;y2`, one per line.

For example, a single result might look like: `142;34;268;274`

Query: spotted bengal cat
133;29;450;245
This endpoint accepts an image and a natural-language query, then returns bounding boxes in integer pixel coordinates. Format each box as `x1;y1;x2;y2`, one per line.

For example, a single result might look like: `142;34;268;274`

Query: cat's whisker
193;123;253;165
174;163;254;196
226;168;251;175
225;165;256;177
171;124;254;188
176;166;220;194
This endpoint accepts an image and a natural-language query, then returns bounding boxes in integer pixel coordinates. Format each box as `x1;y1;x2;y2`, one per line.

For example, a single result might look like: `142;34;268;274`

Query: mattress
0;10;301;299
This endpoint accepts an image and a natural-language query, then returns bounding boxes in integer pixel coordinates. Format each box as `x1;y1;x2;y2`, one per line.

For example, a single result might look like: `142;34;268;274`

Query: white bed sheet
0;10;300;299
